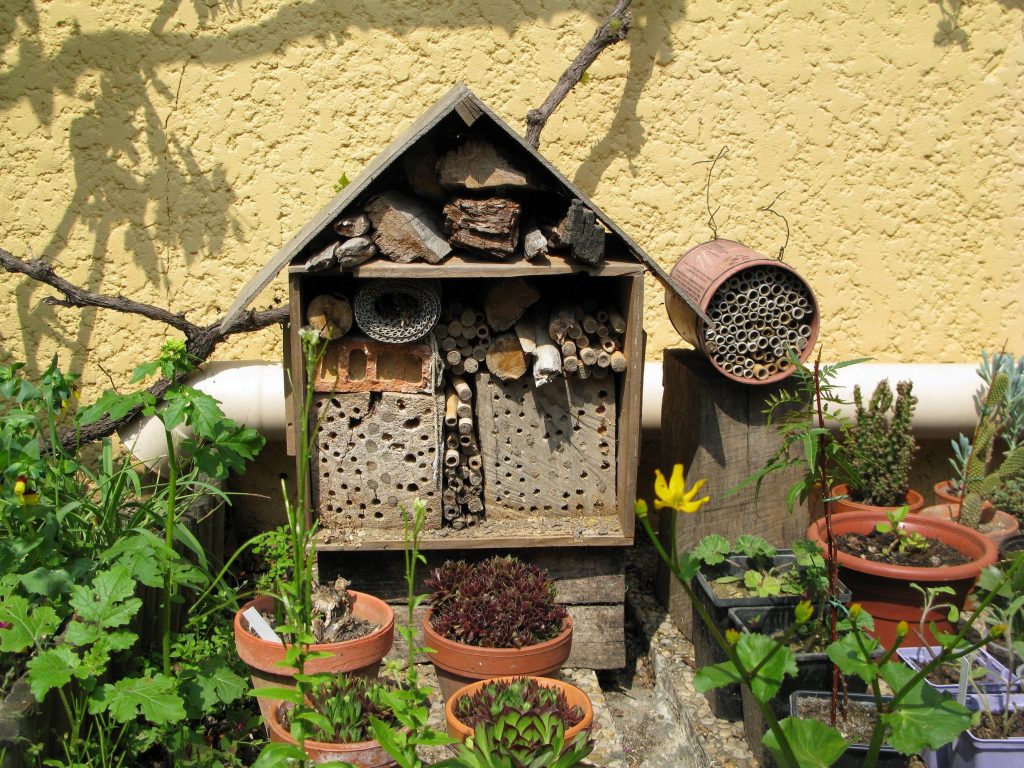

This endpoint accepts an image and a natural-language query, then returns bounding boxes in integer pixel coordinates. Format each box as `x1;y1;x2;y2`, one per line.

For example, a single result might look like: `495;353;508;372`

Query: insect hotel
227;85;705;668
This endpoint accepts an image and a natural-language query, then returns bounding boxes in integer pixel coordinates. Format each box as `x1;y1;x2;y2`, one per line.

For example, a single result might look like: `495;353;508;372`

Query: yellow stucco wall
1;0;1021;393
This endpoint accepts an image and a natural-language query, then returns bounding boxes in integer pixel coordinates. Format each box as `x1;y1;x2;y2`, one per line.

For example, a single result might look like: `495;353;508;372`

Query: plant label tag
243;606;281;642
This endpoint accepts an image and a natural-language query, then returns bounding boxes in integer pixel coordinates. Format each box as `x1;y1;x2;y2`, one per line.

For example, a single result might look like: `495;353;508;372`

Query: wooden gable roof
222;83;705;331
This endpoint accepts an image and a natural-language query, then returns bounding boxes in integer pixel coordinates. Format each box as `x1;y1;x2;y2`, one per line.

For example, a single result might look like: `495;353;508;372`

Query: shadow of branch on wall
0;0;687;377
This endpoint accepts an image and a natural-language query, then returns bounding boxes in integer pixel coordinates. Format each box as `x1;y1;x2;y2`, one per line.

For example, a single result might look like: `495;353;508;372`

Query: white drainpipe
122;359;979;467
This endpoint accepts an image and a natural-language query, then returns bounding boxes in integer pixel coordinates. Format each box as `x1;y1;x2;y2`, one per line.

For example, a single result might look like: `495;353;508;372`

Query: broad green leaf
19;567;73;598
734;633;797;703
762;716;847;768
880;662;972;753
70;566;141;629
77;389;147;426
27;646;79;699
735;535;775;560
827;633;880;684
694;660;742;692
0;596;61;652
93;673;186;724
251;741;310;768
188;661;247;709
676;551;702;581
693;534;731;566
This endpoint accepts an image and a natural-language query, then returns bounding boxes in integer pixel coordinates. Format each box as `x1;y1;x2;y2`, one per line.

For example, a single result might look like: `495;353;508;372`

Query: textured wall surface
1;0;1021;395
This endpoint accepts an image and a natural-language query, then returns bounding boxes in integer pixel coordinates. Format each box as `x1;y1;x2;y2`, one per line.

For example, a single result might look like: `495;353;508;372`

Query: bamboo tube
445;392;458;428
462;357;480;374
610;351;627;373
451;376;472;403
445;350;462;366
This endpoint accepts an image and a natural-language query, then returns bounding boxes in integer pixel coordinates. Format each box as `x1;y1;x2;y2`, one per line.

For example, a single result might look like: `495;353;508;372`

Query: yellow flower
794;600;814;625
895;621;909;639
13;477;26;496
653;464;710;514
725;628;740;646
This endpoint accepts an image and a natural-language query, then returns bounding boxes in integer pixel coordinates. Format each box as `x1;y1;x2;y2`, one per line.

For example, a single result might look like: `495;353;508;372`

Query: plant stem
162;425;178;677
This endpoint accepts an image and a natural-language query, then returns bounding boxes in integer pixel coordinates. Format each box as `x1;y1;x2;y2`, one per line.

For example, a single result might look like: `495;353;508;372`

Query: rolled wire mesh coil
353;279;442;343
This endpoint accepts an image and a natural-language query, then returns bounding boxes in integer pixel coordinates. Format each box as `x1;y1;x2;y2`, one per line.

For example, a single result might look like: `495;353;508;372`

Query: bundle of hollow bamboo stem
442;376;484;528
548;297;628;381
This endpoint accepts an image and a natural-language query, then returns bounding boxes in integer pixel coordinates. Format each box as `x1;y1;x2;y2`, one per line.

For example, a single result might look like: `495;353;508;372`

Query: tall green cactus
848;379;918;507
960;371;1024;528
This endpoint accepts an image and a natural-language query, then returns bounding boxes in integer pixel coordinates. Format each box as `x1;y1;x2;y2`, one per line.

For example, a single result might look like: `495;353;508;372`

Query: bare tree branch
0;247;288;450
525;0;632;149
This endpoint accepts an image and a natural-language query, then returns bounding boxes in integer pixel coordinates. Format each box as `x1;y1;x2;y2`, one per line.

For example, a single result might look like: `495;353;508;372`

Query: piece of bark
443;197;522;259
332;212;371;238
306;294;352;341
485;333;528;381
514;315;537;357
540;218;571;249
335;236;378;269
306;242;339;271
531;314;562;387
565;199;606;265
522;219;549;260
484;278;540;331
365;192;451;264
437;139;537;191
401;140;448;203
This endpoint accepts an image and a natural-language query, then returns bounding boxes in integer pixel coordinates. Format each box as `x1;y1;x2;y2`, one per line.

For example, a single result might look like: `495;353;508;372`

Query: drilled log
443;197;522;259
484;278;540;332
365;192;451;264
485;333;528;381
306;294;352;341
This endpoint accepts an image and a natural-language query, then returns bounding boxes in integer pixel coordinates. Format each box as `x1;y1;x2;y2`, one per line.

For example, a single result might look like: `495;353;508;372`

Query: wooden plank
319;548;626;604
380;603;625;670
656;349;806;639
289;252;643;279
616;274;643;541
316;530;631;552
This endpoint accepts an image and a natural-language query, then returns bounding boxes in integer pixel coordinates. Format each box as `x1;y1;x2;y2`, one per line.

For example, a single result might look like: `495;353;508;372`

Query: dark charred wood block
566;199;605;266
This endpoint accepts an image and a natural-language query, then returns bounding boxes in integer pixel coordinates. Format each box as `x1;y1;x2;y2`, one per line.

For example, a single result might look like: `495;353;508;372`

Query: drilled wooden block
313;391;443;531
314;338;433;394
475;374;617;518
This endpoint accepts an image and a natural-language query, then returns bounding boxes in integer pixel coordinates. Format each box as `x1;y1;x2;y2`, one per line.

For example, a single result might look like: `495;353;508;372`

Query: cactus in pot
846;379;918;507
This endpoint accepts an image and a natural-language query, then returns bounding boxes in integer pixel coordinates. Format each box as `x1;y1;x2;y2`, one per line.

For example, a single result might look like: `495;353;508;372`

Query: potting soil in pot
794;696;880;744
836;531;970;568
972;707;1024;739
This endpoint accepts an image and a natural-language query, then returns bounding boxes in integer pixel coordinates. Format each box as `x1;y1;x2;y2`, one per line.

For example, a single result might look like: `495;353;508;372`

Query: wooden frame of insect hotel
225;85;707;668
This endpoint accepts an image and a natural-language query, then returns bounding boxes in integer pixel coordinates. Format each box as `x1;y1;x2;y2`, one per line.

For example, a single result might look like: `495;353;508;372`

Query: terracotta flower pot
265;700;396;767
933;480;1000;525
830;483;925;516
234;593;395;720
443;675;593;743
422;611;573;703
919;503;1020;547
806;512;998;647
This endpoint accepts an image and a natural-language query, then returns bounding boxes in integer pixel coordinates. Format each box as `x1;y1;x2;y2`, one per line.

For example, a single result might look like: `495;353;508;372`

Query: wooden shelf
315;517;632;552
288;251;643;278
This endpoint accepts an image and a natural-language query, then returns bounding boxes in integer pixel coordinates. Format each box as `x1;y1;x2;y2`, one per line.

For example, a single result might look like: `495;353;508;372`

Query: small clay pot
266;700;396;767
919;503;1019;547
444;675;593;744
422;612;573;703
234;592;394;721
932;480;998;524
830;483;925;516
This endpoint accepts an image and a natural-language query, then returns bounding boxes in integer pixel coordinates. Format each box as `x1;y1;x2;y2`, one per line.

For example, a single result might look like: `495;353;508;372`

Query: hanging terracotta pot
234;592;395;721
830;483;925;516
443;675;593;743
265;700;396;767
919;503;1019;547
422;611;573;703
806;512;997;647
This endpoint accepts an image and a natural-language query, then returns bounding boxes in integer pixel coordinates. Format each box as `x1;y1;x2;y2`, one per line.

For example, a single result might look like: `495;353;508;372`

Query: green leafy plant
453;678;584;731
846;379;918;507
638;462;1024;768
874;505;928;554
694;534;829;602
445;711;593;768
